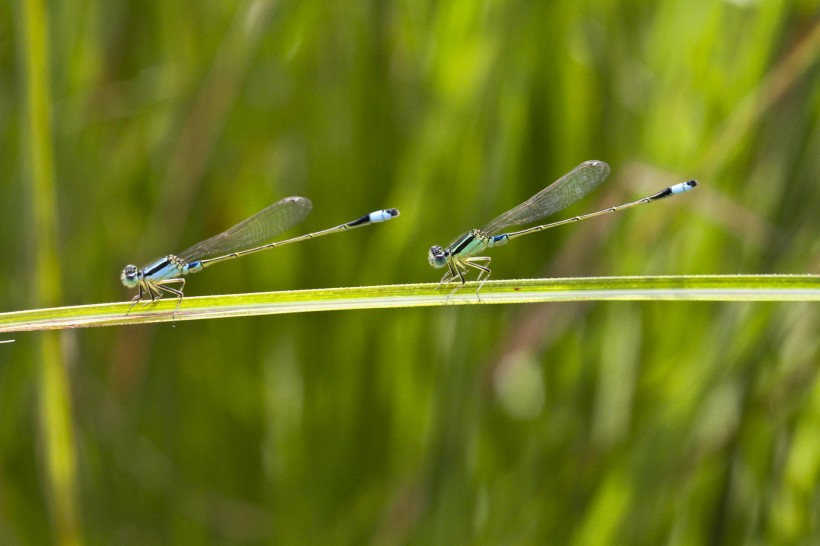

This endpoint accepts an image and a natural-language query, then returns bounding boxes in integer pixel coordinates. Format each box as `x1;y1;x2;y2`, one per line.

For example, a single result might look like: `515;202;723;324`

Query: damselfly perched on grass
122;198;399;313
427;160;697;298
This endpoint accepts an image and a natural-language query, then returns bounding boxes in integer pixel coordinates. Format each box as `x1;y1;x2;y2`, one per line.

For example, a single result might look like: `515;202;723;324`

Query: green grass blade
18;0;82;542
1;275;817;332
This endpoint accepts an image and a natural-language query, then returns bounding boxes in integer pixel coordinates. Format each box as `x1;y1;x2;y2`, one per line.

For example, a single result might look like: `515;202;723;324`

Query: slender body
122;197;399;312
428;160;698;297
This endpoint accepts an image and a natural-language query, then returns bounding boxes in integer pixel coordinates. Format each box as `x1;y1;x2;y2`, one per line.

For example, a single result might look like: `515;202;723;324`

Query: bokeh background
2;0;819;544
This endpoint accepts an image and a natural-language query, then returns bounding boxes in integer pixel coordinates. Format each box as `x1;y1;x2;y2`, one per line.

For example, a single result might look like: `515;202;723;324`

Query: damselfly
427;160;697;298
122;197;399;312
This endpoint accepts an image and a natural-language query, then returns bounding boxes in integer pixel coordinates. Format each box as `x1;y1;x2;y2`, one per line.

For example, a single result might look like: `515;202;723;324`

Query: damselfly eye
427;246;448;268
120;265;140;288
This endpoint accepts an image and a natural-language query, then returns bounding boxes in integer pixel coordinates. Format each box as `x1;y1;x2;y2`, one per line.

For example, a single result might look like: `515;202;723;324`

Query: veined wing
177;197;312;262
482;160;610;236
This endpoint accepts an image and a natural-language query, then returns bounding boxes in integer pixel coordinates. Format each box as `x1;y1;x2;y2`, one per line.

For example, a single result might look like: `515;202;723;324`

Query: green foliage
1;0;818;544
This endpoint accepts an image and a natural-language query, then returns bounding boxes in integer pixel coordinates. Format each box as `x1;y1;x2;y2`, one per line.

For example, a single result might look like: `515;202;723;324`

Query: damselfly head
427;245;448;268
120;265;141;288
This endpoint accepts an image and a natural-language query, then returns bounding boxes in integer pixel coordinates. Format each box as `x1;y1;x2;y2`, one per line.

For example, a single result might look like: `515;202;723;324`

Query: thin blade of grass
0;275;817;332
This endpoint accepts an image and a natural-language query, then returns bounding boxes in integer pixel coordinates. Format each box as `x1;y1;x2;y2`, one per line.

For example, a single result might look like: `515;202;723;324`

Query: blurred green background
2;0;819;544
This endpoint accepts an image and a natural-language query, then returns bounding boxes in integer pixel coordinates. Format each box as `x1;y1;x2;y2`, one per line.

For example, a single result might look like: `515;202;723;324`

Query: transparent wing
178;197;313;261
482;160;610;235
